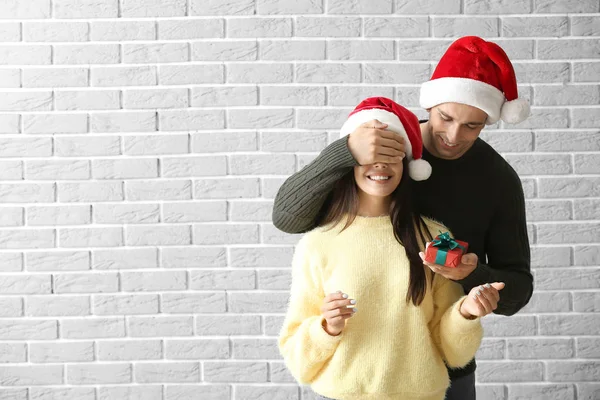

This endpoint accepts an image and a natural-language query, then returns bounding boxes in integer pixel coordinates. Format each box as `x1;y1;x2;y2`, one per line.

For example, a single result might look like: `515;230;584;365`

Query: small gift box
424;232;469;268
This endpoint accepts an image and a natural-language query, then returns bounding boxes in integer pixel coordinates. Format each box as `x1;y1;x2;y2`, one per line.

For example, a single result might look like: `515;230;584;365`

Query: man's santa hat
420;36;530;125
340;97;432;181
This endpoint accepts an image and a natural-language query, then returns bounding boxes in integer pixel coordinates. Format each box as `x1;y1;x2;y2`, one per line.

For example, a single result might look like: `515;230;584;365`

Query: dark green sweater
272;127;534;379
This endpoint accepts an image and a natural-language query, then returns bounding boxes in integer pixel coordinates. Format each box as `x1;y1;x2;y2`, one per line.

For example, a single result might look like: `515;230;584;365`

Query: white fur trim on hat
340;108;413;160
420;77;506;125
500;98;530;124
408;158;432;181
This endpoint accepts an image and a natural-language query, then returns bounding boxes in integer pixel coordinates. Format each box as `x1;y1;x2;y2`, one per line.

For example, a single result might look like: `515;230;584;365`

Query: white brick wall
0;1;598;399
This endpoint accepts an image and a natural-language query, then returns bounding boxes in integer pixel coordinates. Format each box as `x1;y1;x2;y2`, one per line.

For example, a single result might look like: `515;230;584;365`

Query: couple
274;36;534;400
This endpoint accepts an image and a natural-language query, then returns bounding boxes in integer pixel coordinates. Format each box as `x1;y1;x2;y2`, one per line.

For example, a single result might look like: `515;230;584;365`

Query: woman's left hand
459;282;505;319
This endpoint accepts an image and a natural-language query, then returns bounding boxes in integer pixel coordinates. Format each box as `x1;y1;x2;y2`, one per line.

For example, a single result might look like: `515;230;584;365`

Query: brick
365;63;430;84
235;386;299;400
24;22;88;42
166;339;229;359
123;88;188;109
203;361;267;382
0;0;50;19
574;62;600;82
476;385;506;400
25;160;89;180
232;338;280;359
0;92;52;111
58;181;123;203
536;131;600;152
54;273;118;294
161;292;226;313
191;86;256;107
159;19;223;39
196;315;261;335
159;110;224;131
94;293;159;315
230;246;293;268
24;113;87;133
534;0;598;13
190;270;255;290
365;17;428;37
538;223;600;244
297;63;361;83
0;69;20;87
465;0;531;14
573;292;600;312
55;90;120;111
159;64;224;85
163;201;226;223
192;131;257;152
264;315;284;335
526;200;572;222
0;161;22;180
329;86;394;106
536;268;600;290
26;295;89;316
194;178;259;199
477;361;543;382
261;130;327;152
98;386;162;400
162;156;226;177
123;43;188;64
0;296;23;317
54;44;120;65
54;0;118;18
538;39;600;60
30;342;94;363
0;365;62;385
297;108;347;129
161;247;226;269
481;315;537;336
540;314;600;335
60;318;123;340
476;339;506;360
59;227;123;248
513;62;569;83
230;154;295;175
92;66;157;87
505;154;571;176
502;16;568;37
395;40;450;61
0;229;54;249
121;0;186;17
98;340;162;361
508;384;575;400
329;0;391;13
93;248;158;270
270;361;295;382
539;177;600;198
228;63;292;83
124;134;188;156
520;291;570;313
328;40;394;60
228;109;294;129
433;17;498;37
574;245;600;266
67;363;131;384
128;316;193;337
395;0;460;14
228;17;292;37
547;361;600;382
126;180;191;201
0;23;20;42
508;338;574;359
480;130;533;152
135;362;199;383
0;207;22;227
125;225;191;246
296;16;360;37
535;85;599;106
229;292;289;312
578;383;600;400
0;389;26;400
0;320;56;340
91;111;156;133
192;41;257;61
257;269;292;289
28;205;91;226
504;108;568;129
193;224;259;245
190;0;254;15
578;338;600;358
261;40;325;60
573;108;600;128
0;45;50;65
26;251;89;272
575;155;600;174
0;183;54;204
92;159;158;180
0;343;26;362
573;16;600;36
91;21;155;41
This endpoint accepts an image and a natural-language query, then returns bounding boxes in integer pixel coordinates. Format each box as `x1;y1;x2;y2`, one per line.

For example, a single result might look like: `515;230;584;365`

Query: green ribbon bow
431;232;465;265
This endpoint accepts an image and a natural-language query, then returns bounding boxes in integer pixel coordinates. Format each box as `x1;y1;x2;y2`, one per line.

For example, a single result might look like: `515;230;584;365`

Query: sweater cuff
456;262;493;291
309;317;343;350
448;297;483;335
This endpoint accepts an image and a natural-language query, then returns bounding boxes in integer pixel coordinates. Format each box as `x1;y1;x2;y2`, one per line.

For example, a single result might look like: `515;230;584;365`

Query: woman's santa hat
420;36;530;125
340;97;432;181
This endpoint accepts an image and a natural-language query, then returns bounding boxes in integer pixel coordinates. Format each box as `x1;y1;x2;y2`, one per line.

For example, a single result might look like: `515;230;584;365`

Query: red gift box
424;232;469;268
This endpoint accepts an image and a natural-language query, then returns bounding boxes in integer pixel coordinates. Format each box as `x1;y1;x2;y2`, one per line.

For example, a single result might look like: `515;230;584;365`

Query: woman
278;97;504;400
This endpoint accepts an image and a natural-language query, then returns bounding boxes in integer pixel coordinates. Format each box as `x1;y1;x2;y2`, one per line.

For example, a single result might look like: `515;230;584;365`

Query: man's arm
272;136;357;234
457;171;533;316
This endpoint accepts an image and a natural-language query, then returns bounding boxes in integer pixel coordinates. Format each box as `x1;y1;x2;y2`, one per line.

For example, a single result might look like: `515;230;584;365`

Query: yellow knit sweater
278;215;483;400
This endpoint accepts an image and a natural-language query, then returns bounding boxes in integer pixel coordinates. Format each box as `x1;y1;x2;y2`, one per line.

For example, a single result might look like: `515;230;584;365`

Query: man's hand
347;119;406;165
419;252;479;281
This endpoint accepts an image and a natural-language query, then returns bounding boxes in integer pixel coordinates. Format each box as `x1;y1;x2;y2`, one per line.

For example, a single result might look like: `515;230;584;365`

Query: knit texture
278;217;483;400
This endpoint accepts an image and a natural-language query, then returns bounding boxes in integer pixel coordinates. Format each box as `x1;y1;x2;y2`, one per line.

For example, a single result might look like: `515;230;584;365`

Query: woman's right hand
320;291;357;336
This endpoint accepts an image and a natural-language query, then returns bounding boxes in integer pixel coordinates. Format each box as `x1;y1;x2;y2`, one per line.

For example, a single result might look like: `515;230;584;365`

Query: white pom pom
409;159;432;181
501;98;530;124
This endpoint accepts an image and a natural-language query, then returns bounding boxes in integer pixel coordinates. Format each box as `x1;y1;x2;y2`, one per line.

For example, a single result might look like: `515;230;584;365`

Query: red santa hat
420;36;530;125
340;97;432;181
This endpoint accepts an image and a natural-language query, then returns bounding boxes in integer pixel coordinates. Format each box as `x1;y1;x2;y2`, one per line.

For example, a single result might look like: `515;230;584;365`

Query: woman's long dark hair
316;157;433;306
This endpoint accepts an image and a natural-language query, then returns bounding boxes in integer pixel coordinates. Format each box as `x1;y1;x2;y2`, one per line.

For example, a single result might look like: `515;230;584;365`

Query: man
272;36;534;400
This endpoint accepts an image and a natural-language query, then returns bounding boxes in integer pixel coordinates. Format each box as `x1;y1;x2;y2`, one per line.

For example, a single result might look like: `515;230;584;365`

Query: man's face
425;103;488;160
